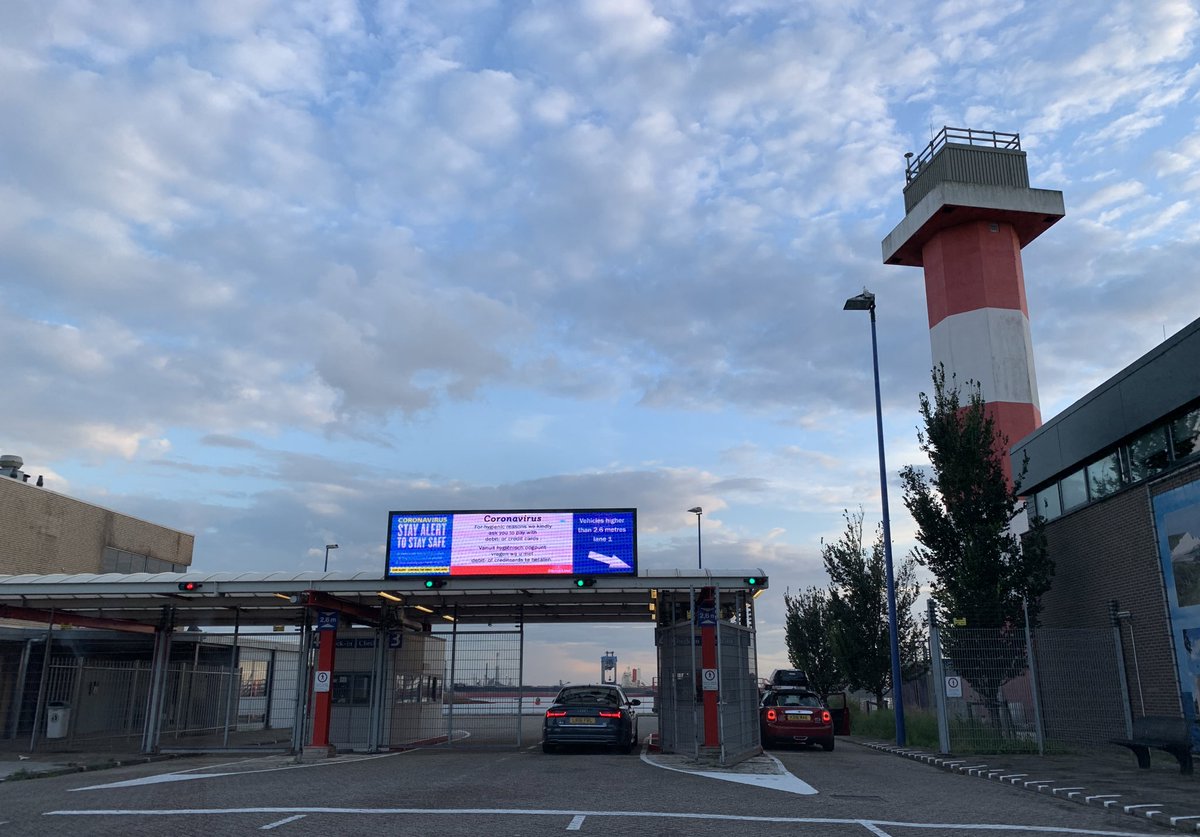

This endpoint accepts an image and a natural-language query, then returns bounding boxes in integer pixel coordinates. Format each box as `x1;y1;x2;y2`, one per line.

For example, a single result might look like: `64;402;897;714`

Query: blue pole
869;303;906;747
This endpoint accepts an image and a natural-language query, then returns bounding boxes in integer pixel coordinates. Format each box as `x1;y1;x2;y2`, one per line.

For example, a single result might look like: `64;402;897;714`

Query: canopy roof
0;568;768;629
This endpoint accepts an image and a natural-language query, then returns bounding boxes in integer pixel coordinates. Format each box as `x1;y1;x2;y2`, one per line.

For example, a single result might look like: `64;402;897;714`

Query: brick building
1011;319;1200;739
0;456;193;576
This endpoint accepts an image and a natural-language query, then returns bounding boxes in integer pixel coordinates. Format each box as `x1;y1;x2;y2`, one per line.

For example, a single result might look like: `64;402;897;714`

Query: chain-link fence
927;607;1130;755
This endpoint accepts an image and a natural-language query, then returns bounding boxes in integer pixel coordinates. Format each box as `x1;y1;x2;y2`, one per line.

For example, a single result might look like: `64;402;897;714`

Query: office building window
1172;407;1200;461
1060;469;1088;510
1033;485;1062;521
1086;451;1123;500
1129;426;1170;481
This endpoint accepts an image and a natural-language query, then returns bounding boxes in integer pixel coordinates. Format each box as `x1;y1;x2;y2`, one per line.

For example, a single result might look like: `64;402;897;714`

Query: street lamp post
323;543;339;573
687;507;703;570
843;288;906;747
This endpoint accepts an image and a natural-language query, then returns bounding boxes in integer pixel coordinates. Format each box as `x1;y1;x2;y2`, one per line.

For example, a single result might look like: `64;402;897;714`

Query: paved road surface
0;738;1170;836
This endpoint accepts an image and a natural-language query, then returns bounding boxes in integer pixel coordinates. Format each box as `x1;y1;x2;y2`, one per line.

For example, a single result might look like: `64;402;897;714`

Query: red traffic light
177;581;203;592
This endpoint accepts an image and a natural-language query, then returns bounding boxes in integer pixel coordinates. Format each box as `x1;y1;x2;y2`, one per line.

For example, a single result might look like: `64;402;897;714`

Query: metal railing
907;127;1021;183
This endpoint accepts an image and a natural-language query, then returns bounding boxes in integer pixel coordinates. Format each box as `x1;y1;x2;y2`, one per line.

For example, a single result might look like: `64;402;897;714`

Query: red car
759;688;834;750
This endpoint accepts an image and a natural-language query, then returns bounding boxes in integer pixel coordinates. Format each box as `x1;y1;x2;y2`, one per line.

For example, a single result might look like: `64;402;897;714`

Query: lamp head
843;289;876;312
688;506;702;515
326;543;339;550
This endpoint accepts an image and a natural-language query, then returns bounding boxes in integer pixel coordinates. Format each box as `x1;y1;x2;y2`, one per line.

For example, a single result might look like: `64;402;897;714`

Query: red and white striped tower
882;128;1065;483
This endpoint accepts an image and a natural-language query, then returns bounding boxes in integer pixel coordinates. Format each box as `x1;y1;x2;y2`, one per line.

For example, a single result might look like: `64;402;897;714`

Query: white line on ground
71;751;407;791
857;821;893;836
639;752;817;795
41;806;1159;834
261;814;306;830
566;814;585;830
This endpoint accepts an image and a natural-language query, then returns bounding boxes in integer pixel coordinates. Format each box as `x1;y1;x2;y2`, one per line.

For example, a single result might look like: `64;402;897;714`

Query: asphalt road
0;738;1170;836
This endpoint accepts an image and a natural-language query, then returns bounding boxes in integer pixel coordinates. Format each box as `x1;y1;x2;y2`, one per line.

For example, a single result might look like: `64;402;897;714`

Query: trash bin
46;702;70;739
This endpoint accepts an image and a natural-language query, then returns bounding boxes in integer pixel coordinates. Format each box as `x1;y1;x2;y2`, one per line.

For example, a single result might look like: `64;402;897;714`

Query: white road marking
640;751;817;795
858;821;893;836
261;814;306;830
71;751;406;791
41;806;1157;833
566;814;585;830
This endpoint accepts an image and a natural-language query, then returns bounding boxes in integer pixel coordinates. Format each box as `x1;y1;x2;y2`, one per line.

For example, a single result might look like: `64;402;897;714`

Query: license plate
568;717;597;725
784;710;811;717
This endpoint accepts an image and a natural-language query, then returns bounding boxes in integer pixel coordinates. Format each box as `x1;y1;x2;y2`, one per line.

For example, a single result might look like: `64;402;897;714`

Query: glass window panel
1060;470;1088;510
1033;486;1061;521
102;548;118;573
130;554;147;573
116;552;132;573
1128;426;1169;481
1087;452;1123;500
1172;407;1200;461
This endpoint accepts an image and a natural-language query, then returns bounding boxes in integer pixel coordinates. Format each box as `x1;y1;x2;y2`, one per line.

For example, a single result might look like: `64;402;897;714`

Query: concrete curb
856;740;1200;834
1;752;180;782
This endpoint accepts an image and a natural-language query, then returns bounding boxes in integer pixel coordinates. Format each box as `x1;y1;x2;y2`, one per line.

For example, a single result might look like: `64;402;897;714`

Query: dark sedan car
542;684;640;753
759;688;834;750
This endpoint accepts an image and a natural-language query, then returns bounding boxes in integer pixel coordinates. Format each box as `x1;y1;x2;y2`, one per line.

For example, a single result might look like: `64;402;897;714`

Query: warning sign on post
701;668;719;691
944;675;962;698
314;670;331;693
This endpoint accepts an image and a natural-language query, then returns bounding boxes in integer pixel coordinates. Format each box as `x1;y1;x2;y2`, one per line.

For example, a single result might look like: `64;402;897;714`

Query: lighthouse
882;127;1065;480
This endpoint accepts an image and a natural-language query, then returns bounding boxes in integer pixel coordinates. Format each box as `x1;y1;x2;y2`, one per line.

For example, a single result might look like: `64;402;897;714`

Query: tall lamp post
323;543;339;573
687;507;703;570
843;288;906;747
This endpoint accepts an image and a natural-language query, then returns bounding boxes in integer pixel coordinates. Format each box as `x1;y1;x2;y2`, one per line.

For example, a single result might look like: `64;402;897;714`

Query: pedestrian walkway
857;737;1200;833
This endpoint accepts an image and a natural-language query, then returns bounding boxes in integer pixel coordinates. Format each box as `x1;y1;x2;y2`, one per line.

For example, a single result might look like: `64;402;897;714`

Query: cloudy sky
3;0;1200;685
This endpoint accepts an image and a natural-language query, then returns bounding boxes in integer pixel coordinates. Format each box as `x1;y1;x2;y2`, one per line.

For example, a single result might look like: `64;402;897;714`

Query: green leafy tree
782;587;844;698
899;367;1053;715
822;509;924;709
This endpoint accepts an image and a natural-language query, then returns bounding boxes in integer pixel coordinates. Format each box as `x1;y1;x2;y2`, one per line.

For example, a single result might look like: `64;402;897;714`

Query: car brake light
598;710;622;718
546;710;567;717
822;710;831;723
766;709;777;722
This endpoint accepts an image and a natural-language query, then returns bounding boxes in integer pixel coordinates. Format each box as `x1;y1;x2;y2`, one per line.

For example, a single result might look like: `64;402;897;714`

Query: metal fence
1;628;303;754
655;588;760;765
436;626;525;749
927;606;1129;755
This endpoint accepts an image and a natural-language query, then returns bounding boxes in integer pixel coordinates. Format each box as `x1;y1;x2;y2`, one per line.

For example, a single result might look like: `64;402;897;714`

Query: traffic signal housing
744;576;766;589
423;578;447;589
177;581;203;592
573;577;596;588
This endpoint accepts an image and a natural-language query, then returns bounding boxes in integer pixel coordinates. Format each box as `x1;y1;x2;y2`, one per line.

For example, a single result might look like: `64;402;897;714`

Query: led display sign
385;509;637;579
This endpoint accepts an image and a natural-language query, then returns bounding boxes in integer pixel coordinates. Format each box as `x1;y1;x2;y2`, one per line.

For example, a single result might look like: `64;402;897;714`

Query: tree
821;509;924;709
899;367;1053;714
782;587;844;698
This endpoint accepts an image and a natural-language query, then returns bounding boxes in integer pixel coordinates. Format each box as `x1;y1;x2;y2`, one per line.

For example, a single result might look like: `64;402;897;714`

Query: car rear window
557;689;620;705
765;692;821;707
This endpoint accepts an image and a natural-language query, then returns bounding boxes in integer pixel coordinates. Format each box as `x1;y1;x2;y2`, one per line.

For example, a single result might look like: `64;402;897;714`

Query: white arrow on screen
588;551;631;570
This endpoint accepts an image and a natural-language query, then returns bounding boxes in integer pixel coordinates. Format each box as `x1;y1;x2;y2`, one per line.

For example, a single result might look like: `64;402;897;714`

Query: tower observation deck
882;127;1066;481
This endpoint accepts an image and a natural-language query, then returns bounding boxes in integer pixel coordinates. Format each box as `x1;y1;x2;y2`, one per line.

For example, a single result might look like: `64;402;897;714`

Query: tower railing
906;127;1021;183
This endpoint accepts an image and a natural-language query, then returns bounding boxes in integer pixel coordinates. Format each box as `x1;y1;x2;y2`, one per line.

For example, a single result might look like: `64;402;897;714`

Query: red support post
310;628;337;750
701;622;719;747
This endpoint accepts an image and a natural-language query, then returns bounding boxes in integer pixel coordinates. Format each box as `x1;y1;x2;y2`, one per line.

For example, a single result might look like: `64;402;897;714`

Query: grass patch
847;704;1049;755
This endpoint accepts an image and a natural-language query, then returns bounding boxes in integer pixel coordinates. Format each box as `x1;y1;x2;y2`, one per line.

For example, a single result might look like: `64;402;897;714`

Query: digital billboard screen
385;509;637;579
